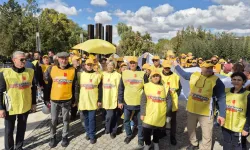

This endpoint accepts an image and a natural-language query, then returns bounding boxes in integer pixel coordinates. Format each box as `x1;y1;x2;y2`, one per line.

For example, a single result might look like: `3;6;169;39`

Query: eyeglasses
152;59;159;62
211;59;217;62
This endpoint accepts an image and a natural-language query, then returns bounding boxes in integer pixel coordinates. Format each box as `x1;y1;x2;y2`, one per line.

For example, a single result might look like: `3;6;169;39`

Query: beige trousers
187;112;214;150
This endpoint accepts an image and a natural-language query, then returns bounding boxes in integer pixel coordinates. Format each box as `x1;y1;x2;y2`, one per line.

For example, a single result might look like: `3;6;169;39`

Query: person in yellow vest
118;56;146;148
180;53;187;68
211;55;222;73
222;72;250;150
142;63;151;79
76;58;102;144
118;62;127;73
173;60;226;150
141;70;170;150
102;60;121;139
116;57;124;70
32;51;45;89
161;60;181;145
0;51;36;150
191;59;198;67
150;56;162;72
44;52;77;148
41;55;51;83
186;56;194;68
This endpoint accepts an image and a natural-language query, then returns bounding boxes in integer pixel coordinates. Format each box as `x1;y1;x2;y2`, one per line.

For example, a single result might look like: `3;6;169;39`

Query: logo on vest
125;79;143;85
22;76;26;81
192;93;209;101
53;77;73;85
103;83;115;89
226;105;243;112
9;82;31;89
81;84;97;90
147;95;165;103
134;74;137;78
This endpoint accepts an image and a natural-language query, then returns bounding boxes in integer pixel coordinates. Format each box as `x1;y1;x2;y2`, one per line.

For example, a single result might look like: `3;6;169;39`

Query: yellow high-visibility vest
150;65;163;72
223;89;249;132
187;72;218;116
32;60;38;66
3;68;34;115
102;71;121;109
213;63;222;74
143;82;167;127
78;72;102;110
122;70;144;106
50;66;75;100
161;72;180;111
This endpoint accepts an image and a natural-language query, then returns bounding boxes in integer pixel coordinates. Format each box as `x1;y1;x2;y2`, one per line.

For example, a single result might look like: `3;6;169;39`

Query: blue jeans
81;110;96;140
124;109;143;141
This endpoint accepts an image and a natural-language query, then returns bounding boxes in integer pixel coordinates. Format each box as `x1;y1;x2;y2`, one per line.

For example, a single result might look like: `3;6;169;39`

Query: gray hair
12;51;25;58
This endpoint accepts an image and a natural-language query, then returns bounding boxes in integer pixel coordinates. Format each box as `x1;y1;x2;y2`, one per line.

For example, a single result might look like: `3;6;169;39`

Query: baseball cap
162;60;171;68
85;59;94;64
57;52;70;58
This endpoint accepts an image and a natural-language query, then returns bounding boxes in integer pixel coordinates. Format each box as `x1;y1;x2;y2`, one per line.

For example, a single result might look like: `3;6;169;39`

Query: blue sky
1;0;250;43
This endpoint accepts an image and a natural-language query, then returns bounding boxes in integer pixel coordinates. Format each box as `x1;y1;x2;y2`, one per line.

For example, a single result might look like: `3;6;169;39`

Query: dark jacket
33;61;45;87
44;64;78;104
0;66;37;110
175;65;226;118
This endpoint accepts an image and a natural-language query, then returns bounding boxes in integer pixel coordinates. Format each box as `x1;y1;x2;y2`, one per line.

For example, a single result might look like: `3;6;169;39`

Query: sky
1;0;250;44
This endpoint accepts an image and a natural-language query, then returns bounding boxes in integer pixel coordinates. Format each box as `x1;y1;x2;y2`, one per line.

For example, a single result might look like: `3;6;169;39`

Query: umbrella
72;39;116;54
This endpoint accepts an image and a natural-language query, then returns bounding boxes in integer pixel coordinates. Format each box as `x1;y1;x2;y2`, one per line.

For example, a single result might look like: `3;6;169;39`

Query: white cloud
114;2;250;42
87;16;92;20
154;4;174;16
212;0;241;5
40;0;79;16
91;0;107;6
94;11;112;24
82;24;87;30
86;8;93;13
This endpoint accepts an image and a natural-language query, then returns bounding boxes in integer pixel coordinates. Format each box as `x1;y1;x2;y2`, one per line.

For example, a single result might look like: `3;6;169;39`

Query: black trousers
170;111;177;137
105;108;119;134
222;127;248;150
4;111;29;150
71;105;78;118
143;127;161;145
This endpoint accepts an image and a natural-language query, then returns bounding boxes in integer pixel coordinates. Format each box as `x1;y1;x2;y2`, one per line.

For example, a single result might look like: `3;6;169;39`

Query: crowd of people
0;49;249;150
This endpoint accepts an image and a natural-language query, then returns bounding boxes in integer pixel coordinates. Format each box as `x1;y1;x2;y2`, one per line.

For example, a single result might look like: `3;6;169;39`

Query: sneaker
110;133;116;139
170;136;177;145
90;139;97;144
186;144;199;150
49;136;56;148
153;142;159;150
61;137;69;147
85;135;90;140
124;137;132;144
135;140;144;149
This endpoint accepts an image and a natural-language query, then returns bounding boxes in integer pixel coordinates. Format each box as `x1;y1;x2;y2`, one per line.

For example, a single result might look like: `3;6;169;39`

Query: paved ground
1;100;249;150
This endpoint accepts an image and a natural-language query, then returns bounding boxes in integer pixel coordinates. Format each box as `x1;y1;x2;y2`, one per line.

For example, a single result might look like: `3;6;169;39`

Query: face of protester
163;67;171;74
211;57;218;65
181;56;186;59
107;62;115;73
192;62;197;67
198;60;203;64
153;59;160;67
232;76;244;89
43;57;49;65
101;60;107;69
121;66;127;72
201;66;214;77
34;53;40;60
58;57;69;68
85;63;93;71
13;54;26;69
117;61;123;67
151;74;161;84
48;51;54;57
72;59;80;68
129;61;137;71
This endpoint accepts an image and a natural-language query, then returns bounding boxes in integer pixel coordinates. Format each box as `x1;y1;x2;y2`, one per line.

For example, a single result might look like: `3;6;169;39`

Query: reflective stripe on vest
50;66;75;100
143;82;167;127
223;90;249;132
3;68;34;115
78;72;102;110
161;72;180;111
187;72;218;116
122;70;144;106
102;71;121;109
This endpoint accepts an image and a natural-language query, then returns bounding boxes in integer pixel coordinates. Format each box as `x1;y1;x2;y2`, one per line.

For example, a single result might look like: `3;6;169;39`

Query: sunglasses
19;58;26;62
152;59;159;62
211;59;217;61
130;62;136;64
164;67;170;70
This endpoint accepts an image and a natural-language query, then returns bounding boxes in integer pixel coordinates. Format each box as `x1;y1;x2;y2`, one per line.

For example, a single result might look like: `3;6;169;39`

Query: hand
140;115;144;121
172;60;179;67
31;104;36;113
97;102;102;108
118;103;123;109
242;130;249;136
217;116;225;126
144;52;149;58
0;110;6;118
